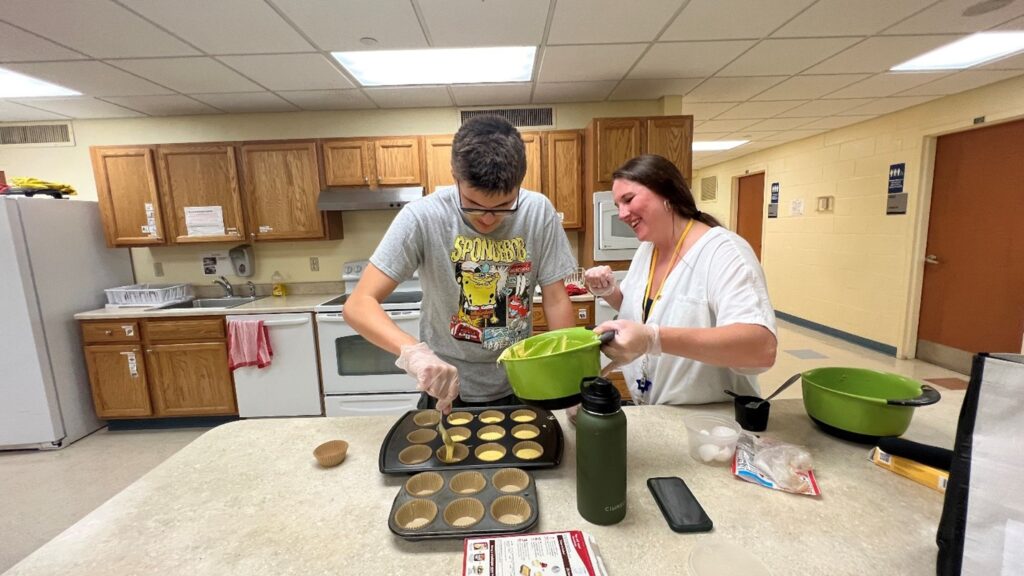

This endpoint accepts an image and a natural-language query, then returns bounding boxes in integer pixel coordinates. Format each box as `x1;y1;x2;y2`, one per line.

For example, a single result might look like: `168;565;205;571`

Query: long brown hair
612;154;721;228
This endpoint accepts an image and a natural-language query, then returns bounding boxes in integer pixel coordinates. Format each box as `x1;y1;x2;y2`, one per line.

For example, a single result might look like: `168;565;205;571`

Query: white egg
699;429;710;436
698;444;719;462
710;426;737;438
714;446;734;462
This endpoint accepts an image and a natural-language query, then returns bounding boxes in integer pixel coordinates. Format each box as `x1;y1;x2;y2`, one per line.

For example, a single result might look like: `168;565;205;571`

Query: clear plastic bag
733;433;821;496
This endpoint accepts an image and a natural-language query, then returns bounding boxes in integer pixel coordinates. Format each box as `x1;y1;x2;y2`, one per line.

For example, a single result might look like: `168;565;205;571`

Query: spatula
436;410;454;461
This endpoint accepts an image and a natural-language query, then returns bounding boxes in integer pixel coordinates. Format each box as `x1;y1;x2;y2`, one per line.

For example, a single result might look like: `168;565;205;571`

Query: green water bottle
576;376;627;525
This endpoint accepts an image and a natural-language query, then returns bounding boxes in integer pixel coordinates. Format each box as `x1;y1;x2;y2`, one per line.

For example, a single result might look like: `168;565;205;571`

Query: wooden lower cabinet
84;344;153;418
146;342;237;417
531;301;595;333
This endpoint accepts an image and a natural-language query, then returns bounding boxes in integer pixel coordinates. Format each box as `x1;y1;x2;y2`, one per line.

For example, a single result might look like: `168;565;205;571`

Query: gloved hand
584;266;616;297
566;404;580;427
595;320;661;371
396;342;460;413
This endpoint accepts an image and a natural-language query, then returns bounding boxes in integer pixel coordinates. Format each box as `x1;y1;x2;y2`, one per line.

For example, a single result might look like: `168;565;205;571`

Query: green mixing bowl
498;327;611;409
801;367;941;443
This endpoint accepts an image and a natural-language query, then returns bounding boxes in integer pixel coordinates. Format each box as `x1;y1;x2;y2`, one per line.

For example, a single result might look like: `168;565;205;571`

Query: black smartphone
647;476;713;533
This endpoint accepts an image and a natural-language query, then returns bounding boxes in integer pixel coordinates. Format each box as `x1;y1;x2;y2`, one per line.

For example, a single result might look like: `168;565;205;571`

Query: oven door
316;310;421;394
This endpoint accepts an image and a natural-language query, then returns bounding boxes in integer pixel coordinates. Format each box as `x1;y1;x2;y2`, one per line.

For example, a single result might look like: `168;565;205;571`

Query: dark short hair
613;154;721;228
451;115;527;196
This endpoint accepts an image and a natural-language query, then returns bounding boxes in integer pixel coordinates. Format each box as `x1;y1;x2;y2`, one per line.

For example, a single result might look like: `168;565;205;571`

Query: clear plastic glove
595;320;660;372
584;265;616;297
395;342;460;413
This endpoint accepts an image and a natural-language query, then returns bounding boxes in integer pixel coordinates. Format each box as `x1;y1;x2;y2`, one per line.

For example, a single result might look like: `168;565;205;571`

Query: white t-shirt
616;226;777;405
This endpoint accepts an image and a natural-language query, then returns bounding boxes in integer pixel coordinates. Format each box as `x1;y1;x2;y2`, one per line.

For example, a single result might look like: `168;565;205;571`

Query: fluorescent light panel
0;67;80;98
692;140;747;151
891;32;1024;71
332;46;536;86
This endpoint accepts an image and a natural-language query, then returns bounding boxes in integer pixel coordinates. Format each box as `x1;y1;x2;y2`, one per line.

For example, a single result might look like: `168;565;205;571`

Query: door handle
925;254;940;264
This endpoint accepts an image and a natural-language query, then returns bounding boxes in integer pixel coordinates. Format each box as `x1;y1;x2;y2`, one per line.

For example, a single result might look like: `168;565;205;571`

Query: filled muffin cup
512;441;544;461
477;425;506;442
474;443;507;462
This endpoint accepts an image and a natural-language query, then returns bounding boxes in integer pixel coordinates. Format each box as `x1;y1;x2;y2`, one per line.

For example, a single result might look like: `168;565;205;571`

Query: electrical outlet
153;262;164;277
310;257;319;272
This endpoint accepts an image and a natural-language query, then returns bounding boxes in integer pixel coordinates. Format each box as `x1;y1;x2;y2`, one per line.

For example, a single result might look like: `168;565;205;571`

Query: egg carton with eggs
378;406;564;474
389;467;539;540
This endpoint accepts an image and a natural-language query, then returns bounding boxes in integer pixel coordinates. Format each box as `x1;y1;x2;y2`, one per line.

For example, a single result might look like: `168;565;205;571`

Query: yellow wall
0;101;658;284
693;75;1024;357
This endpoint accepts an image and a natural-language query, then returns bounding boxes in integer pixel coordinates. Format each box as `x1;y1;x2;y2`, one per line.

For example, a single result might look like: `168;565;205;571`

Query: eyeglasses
457;181;521;216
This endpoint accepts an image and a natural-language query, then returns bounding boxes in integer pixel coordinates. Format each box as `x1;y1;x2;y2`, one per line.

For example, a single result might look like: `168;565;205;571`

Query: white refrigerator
0;197;134;450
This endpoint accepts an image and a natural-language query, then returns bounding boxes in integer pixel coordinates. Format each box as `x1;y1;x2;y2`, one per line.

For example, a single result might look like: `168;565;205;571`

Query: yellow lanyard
642;218;695;321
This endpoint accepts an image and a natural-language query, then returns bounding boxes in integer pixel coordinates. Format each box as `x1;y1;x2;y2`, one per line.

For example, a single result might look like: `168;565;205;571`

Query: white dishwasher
227;313;322;417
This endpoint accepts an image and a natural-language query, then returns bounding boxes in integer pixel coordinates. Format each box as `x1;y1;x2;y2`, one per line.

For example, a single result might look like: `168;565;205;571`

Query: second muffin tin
388;468;539;540
378;406;564;474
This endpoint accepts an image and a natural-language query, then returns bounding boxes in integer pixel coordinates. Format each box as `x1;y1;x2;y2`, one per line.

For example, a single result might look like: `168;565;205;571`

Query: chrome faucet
246;281;257;297
214;276;233;297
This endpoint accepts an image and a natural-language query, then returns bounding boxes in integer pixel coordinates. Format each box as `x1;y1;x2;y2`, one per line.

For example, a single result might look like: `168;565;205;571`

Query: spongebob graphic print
449;234;533;351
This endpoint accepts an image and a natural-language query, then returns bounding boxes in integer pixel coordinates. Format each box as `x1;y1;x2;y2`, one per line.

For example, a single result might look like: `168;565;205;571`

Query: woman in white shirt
586;154;778;405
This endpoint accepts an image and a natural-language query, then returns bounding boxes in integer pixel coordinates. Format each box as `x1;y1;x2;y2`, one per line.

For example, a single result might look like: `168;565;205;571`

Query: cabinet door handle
363;176;368;183
104;329;113;336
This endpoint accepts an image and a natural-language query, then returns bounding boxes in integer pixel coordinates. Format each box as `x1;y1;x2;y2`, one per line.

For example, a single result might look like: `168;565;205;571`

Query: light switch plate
153;262;164;277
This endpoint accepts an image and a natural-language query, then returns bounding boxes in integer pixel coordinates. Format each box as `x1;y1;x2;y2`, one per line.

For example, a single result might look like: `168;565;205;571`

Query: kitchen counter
73;294;335;320
4;395;963;576
532;293;594;304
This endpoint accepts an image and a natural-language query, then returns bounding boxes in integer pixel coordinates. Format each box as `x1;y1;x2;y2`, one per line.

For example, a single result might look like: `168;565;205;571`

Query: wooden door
157;144;246;244
323;139;372;186
240;141;324;241
917;119;1024;373
84;344;152;418
736;172;765;261
520;132;543;193
545;130;583;229
595;118;641;186
646;116;694;184
423;135;455;194
373;137;422;186
146;342;237;417
91;146;165;247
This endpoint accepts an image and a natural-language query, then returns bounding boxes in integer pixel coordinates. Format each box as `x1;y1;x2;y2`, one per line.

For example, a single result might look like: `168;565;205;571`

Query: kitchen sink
156;297;265;310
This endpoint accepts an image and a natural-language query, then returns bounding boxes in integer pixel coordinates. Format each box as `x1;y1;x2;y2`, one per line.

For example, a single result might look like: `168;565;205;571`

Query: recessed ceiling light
692;140;748;151
0;67;80;98
332;46;536;86
891;32;1024;71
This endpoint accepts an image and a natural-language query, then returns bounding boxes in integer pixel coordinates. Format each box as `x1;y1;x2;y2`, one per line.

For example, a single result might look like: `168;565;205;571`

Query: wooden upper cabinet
84;344;152;418
240;141;325;241
145;342;237;417
521;132;543;193
595;118;641;186
156;144;246;244
373;137;422;186
323;139;372;186
544;130;584;229
91;146;165;247
646;117;694;184
323;137;422;188
423;135;455;195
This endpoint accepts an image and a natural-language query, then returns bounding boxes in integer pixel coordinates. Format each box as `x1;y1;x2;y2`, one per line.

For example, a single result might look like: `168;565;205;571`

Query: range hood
317;186;424;211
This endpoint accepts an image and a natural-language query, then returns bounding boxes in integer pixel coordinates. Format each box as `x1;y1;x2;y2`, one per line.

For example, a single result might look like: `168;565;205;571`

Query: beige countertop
74;294;336;320
4;394;963;576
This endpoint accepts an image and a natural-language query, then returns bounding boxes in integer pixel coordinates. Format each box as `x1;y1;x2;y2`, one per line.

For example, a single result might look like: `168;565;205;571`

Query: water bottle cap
580;376;621;414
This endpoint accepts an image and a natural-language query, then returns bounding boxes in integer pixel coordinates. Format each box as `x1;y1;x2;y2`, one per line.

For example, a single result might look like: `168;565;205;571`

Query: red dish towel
228;319;274;370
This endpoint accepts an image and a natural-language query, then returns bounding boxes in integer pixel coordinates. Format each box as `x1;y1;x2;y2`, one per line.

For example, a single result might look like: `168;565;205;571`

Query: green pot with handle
497;327;614;409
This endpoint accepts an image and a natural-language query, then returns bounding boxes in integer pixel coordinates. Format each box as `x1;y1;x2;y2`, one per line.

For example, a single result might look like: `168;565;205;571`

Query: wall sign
768;182;780;218
887;163;907;215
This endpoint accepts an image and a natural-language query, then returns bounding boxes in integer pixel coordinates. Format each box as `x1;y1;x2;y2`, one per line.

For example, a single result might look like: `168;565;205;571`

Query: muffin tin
378;406;563;474
388;468;539;540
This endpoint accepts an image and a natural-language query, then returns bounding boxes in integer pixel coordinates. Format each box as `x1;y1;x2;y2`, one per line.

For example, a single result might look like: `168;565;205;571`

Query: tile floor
0;320;967;573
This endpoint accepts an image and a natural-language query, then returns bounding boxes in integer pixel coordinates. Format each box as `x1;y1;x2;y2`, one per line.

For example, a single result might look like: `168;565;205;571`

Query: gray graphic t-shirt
370;186;576;402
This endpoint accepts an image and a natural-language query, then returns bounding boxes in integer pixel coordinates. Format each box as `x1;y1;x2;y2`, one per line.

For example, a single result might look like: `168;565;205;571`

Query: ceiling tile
190;93;299;114
837;96;940;116
111;58;264;94
0;21;86;62
896;70;1022;96
824;72;950;98
450;84;533;107
533;81;617;103
120;0;313;54
718;38;862;76
752;74;870;100
680;102;740;120
775;98;874;117
609;78;702;100
695;118;761;132
798;115;875;130
6;96;143;118
547;0;683;44
217;54;354;91
806;35;963;74
692;131;735;139
3;61;173;96
365;86;453;108
0;0;199;58
418;0;549;47
775;0;934;37
661;0;816;41
980;52;1024;70
630;41;756;78
724;130;781;140
761;129;826;142
0;100;69;121
683;76;787;102
103;95;219;116
745;117;817;131
271;0;427;51
277;90;376;111
884;0;1024;34
537;44;646;83
716;100;807;119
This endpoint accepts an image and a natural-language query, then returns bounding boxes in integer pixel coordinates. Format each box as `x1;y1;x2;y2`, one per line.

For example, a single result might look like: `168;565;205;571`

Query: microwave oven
593;190;642;261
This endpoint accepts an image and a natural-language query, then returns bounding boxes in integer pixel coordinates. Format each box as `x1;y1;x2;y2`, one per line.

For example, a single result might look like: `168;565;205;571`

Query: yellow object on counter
271;271;287;297
12;177;77;195
870;447;948;493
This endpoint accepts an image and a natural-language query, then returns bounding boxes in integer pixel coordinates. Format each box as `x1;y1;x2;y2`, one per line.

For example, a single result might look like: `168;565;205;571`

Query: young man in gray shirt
344;116;577;413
